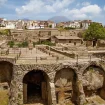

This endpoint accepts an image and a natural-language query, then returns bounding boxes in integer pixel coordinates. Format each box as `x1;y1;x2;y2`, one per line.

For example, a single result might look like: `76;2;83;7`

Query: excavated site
0;46;105;105
0;30;105;105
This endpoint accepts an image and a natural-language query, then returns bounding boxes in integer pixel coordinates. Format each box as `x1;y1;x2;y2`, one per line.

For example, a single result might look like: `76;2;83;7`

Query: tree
49;25;52;28
0;29;11;35
83;23;105;47
58;27;65;35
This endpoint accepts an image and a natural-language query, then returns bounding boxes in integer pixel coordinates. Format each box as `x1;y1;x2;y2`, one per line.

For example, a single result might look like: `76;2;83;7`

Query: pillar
23;83;27;103
77;75;86;105
50;82;57;105
9;65;24;105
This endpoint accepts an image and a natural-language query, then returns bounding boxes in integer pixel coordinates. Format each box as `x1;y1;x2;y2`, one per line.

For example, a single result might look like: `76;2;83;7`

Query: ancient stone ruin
0;45;105;105
0;57;105;105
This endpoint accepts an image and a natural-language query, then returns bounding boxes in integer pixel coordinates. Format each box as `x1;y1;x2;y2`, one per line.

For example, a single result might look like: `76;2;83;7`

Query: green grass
0;90;9;105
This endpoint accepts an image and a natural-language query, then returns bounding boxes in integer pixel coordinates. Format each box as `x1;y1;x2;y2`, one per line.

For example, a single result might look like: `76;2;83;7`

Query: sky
0;0;105;24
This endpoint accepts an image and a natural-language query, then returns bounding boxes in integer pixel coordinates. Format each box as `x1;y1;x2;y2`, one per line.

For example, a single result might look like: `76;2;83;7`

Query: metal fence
0;48;105;64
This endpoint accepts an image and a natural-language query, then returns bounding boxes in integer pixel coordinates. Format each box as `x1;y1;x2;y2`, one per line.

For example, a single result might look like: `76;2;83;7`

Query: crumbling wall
82;66;105;103
54;68;78;105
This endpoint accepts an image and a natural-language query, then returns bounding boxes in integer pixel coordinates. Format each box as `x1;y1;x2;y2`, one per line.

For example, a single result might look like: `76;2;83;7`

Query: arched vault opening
0;61;13;104
54;68;78;105
83;65;105;104
0;61;13;86
23;70;51;105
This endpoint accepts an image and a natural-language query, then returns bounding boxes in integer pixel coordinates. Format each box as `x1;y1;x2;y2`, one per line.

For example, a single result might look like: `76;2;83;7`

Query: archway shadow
23;70;51;105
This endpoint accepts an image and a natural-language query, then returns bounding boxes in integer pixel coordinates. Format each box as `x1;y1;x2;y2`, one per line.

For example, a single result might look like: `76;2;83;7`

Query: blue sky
0;0;105;24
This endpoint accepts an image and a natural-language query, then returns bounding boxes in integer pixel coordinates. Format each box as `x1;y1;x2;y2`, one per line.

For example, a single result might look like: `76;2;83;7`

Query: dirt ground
0;90;9;105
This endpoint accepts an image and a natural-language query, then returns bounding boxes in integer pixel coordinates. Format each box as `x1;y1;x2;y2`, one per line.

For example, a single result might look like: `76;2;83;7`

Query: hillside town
0;18;102;30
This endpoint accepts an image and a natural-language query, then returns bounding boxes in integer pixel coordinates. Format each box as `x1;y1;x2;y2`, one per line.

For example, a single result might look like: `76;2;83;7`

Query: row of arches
0;61;105;105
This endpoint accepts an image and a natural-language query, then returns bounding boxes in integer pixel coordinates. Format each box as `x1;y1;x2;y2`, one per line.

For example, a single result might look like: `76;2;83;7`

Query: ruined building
0;47;105;105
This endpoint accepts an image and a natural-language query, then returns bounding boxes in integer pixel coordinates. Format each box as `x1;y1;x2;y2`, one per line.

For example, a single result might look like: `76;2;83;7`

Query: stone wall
0;58;105;105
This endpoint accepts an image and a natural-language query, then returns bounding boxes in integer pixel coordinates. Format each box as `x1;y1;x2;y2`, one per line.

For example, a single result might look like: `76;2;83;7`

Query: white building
81;20;92;29
5;22;16;29
64;21;80;28
52;23;56;28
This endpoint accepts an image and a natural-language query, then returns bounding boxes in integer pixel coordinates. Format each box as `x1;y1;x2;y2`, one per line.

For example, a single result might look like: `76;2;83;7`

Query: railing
15;55;104;64
0;48;21;63
0;48;105;64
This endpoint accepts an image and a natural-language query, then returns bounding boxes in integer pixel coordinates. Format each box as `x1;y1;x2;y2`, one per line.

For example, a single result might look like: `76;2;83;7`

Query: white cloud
61;4;102;19
16;0;45;14
80;5;101;14
16;0;74;15
104;6;105;11
15;0;102;21
0;0;7;5
82;2;91;6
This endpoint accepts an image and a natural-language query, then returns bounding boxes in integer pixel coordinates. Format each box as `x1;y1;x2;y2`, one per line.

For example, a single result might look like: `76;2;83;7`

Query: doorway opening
23;70;51;105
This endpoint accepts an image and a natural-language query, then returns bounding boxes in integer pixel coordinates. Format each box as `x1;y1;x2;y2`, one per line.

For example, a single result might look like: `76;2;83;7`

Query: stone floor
0;90;9;105
86;95;105;105
25;103;44;105
24;94;46;105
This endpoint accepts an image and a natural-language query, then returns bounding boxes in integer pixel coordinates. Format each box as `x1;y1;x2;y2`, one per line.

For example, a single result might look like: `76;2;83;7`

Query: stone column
23;83;27;103
77;74;86;105
9;80;18;105
50;82;57;105
9;65;23;105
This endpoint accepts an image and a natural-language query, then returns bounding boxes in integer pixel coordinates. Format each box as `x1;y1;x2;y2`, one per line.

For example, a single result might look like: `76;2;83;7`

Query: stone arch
54;67;78;105
81;61;105;74
0;61;13;104
23;69;51;105
82;64;105;104
0;61;13;86
0;58;15;64
54;64;78;76
21;65;52;82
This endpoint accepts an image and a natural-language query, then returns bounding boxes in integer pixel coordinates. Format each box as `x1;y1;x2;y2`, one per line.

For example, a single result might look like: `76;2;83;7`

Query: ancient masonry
0;57;105;105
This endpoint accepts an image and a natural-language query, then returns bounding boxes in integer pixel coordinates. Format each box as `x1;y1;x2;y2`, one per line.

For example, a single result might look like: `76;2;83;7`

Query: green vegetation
41;40;55;46
58;27;65;32
33;40;55;46
0;90;9;105
0;29;11;35
8;41;14;48
49;25;52;28
33;41;40;47
83;23;105;46
58;27;76;31
8;41;29;48
17;43;22;48
17;41;28;48
78;31;84;38
21;41;28;47
8;40;54;48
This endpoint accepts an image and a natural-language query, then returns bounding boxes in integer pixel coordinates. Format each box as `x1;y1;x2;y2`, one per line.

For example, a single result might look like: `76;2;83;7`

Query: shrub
33;40;55;46
8;41;14;48
21;41;28;47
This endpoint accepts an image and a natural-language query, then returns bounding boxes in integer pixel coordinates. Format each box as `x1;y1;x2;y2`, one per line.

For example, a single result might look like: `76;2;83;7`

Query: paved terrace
0;48;103;64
